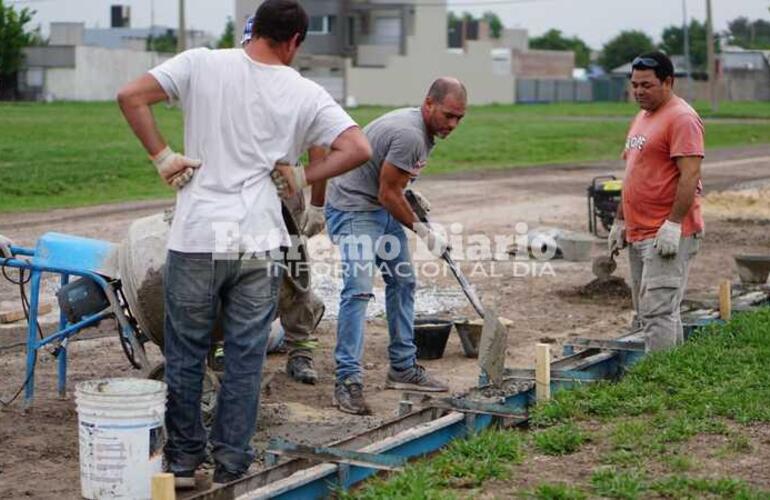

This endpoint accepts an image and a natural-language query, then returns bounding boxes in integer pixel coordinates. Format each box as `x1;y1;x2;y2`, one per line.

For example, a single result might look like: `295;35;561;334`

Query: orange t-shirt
622;96;705;242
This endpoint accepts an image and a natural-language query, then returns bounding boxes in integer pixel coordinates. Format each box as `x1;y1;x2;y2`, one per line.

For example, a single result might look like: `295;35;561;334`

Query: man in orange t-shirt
608;51;705;351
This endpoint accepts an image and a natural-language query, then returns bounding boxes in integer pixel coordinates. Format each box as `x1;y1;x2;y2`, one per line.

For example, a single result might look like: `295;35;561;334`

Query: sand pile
703;181;770;220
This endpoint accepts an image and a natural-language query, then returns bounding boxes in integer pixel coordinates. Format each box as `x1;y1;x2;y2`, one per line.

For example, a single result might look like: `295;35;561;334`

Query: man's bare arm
304;127;371;185
378;163;417;229
117;73;170;156
669;156;702;223
307;146;328;206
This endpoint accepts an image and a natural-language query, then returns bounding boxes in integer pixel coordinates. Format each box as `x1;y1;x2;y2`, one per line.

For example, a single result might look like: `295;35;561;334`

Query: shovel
592;248;619;281
405;190;509;385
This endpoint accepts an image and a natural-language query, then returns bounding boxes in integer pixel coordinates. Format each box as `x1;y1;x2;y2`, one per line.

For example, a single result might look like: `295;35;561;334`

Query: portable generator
587;175;622;237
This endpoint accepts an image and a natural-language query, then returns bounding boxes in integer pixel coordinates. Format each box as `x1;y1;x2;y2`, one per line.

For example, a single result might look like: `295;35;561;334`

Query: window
308;15;336;35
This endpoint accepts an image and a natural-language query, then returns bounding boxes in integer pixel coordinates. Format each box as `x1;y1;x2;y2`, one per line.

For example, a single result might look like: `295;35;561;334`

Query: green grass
349;308;770;499
532;423;588;456
342;428;525;499
1;100;770;213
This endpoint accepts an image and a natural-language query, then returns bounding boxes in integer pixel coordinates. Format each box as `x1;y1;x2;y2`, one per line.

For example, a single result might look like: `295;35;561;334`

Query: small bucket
76;378;167;500
414;318;453;360
734;255;770;285
454;320;484;358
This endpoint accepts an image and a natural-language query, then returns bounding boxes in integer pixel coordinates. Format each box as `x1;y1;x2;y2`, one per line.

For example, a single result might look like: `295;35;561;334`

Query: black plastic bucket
413;318;453;360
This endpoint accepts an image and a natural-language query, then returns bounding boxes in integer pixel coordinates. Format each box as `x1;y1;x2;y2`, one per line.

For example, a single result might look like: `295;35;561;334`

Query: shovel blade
477;306;509;386
592;255;617;280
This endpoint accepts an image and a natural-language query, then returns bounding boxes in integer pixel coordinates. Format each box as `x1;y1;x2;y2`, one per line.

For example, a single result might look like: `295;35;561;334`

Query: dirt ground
0;145;768;499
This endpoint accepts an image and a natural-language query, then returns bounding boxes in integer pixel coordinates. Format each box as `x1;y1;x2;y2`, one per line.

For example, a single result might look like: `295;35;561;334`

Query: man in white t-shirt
117;0;370;488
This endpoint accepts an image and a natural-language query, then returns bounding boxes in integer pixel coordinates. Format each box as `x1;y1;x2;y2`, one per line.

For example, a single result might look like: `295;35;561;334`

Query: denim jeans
163;250;282;475
325;206;417;384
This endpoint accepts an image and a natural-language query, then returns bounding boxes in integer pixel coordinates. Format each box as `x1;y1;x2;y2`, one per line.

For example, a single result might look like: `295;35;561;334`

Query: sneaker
172;469;196;489
286;356;318;385
385;364;449;392
333;379;372;415
212;467;243;487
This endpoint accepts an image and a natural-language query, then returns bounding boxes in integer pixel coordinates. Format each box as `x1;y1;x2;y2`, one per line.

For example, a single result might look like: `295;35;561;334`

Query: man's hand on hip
608;219;627;254
302;204;326;238
151;146;202;190
414;222;450;258
0;234;14;259
271;161;308;200
654;220;681;257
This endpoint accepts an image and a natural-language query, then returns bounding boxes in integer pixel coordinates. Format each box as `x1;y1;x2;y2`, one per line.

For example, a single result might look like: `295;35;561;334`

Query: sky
9;0;770;50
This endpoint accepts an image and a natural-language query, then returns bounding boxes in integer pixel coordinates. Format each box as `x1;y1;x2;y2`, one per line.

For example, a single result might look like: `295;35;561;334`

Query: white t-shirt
149;48;356;253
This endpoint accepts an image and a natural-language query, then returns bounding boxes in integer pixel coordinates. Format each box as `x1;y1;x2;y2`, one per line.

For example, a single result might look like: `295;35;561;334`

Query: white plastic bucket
75;378;167;500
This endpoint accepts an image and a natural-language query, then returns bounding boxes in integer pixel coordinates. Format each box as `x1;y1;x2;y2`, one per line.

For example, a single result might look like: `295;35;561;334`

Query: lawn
1;101;769;213
348;307;770;499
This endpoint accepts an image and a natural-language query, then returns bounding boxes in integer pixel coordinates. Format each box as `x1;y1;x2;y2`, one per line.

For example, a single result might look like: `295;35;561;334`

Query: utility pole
177;0;186;53
705;0;718;111
682;0;693;102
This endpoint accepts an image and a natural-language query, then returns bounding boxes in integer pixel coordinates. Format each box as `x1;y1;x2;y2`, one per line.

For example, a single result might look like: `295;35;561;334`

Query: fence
516;77;627;103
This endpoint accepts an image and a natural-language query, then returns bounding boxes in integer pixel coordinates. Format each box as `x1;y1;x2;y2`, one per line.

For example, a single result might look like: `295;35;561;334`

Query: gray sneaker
386;364;449;392
286;356;318;385
333;379;372;415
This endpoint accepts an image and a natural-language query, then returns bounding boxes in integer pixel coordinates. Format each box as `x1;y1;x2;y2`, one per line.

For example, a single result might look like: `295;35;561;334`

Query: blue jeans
163;250;282;475
325;206;417;384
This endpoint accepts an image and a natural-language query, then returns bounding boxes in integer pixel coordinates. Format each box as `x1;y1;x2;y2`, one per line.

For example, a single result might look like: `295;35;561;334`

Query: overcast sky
10;0;770;49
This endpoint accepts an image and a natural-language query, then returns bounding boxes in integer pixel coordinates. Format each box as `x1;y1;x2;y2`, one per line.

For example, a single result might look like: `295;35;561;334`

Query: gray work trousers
278;273;325;359
628;235;701;352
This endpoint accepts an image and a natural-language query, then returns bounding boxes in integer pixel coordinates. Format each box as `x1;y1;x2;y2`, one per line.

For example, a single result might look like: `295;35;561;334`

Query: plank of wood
536;343;551;402
719;279;732;321
151;473;176;500
0;303;53;324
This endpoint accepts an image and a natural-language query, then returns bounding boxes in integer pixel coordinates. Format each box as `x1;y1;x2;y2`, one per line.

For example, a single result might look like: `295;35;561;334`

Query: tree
598;30;655;72
0;0;38;97
147;30;177;53
217;17;235;49
482;11;503;39
529;29;592;68
725;16;770;49
659;20;713;71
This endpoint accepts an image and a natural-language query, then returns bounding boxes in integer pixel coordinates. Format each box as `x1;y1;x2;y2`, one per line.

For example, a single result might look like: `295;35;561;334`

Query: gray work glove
411;190;431;213
0;234;14;259
302;204;326;238
414;222;450;258
608;219;627;254
150;146;202;190
271;161;308;200
653;220;681;257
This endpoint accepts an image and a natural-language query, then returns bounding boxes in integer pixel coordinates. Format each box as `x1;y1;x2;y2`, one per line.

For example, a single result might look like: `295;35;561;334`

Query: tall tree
0;0;37;98
529;29;592;68
482;11;503;39
598;30;655;72
725;16;770;49
217;17;235;49
659;20;713;71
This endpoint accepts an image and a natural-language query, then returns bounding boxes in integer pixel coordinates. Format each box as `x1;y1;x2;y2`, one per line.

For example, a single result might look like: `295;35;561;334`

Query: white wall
345;4;515;105
44;46;168;101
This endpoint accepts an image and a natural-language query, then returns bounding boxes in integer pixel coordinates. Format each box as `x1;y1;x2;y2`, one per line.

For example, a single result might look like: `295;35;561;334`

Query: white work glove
0;234;14;259
411;190;431;213
653;220;681;257
414;222;450;258
608;219;627;254
150;146;202;190
271;161;308;200
302;204;326;238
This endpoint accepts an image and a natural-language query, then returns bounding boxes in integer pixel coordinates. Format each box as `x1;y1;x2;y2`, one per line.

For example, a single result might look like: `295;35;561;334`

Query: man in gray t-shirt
325;78;468;415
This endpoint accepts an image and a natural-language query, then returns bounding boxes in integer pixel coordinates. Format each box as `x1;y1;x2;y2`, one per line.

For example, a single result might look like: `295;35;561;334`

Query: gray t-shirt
327;107;434;211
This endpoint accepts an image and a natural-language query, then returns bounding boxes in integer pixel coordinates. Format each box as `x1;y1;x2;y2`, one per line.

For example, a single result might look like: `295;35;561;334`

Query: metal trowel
592;248;619;280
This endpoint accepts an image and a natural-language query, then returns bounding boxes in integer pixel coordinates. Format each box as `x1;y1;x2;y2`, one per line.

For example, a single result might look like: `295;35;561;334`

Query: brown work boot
333;379;372;415
286;355;318;385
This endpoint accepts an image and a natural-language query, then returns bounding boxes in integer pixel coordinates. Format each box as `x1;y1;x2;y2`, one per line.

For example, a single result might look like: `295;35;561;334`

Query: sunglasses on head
631;56;659;68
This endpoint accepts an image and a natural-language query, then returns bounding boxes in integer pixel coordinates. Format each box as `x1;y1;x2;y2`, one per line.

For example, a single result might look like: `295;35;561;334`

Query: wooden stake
719;279;732;321
535;343;551;402
151;473;176;500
